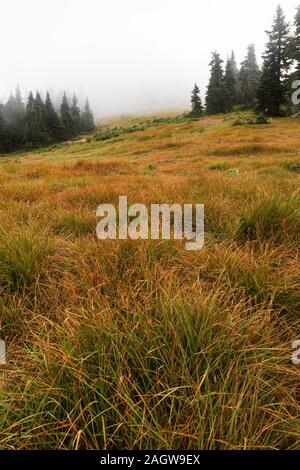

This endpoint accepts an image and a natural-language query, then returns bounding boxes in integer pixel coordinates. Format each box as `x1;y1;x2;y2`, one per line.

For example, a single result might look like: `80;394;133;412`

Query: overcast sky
1;0;299;117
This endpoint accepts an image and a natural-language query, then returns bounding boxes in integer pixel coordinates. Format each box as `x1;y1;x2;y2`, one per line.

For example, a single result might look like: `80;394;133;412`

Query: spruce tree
0;106;7;153
60;92;76;138
190;83;203;117
70;94;82;134
239;44;261;108
5;87;25;150
289;6;300;81
206;52;228;114
82;99;95;132
25;91;48;147
224;57;236;111
45;92;64;142
230;51;242;104
257;5;291;116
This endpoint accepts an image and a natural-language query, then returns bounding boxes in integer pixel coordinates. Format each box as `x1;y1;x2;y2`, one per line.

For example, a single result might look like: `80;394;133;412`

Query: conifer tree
81;99;95;132
289;5;300;81
239;44;261;108
45;92;64;142
60;92;76;138
229;51;242;104
190;83;203;117
257;5;291;116
70;94;82;134
206;52;229;114
34;92;49;143
25;91;48;147
0;106;7;153
224;57;236;111
5;87;25;150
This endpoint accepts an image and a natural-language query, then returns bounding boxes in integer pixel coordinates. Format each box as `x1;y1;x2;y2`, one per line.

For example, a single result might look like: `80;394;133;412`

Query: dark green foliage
0;87;95;153
0;106;7;153
81;99;95;132
257;6;291;116
206;52;230;114
25;92;48;148
224;57;236;111
70;94;82;135
190;83;203;117
288;6;300;81
44;92;64;142
4;87;25;151
240;44;261;108
60;93;76;139
229;51;242;104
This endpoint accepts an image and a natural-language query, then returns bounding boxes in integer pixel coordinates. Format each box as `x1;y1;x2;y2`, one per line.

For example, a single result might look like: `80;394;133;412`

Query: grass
0;112;300;450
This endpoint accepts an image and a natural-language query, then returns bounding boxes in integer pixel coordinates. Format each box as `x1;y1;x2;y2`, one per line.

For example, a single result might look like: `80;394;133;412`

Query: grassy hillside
0;112;300;449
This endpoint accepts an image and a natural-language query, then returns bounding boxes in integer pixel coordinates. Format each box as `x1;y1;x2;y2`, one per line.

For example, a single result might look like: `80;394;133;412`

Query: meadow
0;112;300;450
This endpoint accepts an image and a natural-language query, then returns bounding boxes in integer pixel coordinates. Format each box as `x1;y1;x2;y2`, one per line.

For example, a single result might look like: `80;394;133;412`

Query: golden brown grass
0;112;300;450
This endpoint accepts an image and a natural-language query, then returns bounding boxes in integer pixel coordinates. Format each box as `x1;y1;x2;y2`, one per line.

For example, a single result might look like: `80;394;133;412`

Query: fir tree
60;92;76;138
70;94;82;135
289;5;300;82
82;99;95;132
45;92;64;142
0;106;7;153
206;52;229;114
25;91;48;147
5;87;25;150
257;5;291;116
190;83;203;117
239;44;261;108
224;57;236;111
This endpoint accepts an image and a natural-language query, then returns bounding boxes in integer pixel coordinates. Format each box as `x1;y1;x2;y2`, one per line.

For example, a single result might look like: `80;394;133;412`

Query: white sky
0;0;299;117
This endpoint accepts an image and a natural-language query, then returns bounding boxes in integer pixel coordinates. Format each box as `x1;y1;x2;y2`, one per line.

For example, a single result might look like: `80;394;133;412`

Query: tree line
191;4;300;118
0;89;95;153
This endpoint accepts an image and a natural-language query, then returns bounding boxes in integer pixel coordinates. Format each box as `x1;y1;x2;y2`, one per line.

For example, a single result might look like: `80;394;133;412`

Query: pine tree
0;106;7;153
239;44;261;108
25;91;48;147
60;92;76;138
289;6;300;81
45;92;64;142
206;52;229;114
224;57;236;111
70;94;82;134
81;99;95;132
257;5;291;116
190;83;203;117
5;87;25;150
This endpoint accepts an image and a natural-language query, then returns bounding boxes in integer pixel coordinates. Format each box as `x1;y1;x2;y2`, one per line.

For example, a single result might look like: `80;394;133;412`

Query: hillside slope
0;113;300;449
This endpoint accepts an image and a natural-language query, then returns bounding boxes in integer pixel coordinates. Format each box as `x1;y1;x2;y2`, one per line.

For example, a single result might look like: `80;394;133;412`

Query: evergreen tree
239;44;261;108
0;106;7;153
34;92;49;143
289;5;300;81
60;92;76;138
5;87;25;150
257;5;291;116
25;91;48;147
45;92;64;141
70;94;82;134
190;83;203;117
206;52;229;114
82;99;95;132
224;57;236;111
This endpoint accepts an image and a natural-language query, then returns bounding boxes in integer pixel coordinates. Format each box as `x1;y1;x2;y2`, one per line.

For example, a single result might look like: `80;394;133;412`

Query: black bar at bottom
0;450;299;466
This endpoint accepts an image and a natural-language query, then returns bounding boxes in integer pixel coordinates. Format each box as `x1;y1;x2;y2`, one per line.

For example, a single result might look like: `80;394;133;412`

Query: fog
1;0;299;118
